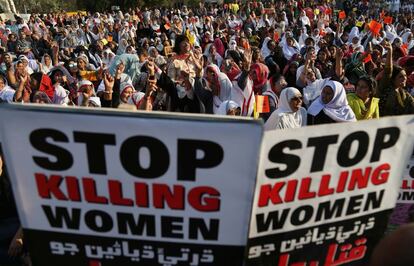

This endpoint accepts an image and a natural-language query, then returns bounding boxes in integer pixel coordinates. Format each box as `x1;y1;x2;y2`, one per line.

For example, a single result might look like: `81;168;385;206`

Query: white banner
247;116;414;266
0;104;263;266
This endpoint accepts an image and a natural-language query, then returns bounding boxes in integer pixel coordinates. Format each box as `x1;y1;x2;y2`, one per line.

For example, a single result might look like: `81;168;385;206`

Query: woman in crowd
347;76;380;120
265;87;307;130
377;41;414;116
307;80;356;124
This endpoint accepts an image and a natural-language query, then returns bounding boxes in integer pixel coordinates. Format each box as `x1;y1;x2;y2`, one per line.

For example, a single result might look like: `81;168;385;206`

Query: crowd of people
1;0;414;264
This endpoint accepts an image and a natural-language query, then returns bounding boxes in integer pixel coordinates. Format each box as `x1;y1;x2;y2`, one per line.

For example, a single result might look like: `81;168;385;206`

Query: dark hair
270;72;283;85
50;69;64;84
305;37;314;46
357;76;377;96
391;65;405;85
136;47;148;57
173;35;190;54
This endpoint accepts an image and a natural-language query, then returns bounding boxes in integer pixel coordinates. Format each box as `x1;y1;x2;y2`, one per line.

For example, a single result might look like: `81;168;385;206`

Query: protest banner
0;104;263;266
247;116;414;266
387;147;414;232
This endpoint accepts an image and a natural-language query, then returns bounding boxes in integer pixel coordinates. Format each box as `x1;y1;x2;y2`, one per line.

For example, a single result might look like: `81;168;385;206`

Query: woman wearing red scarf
14;73;55;103
249;63;270;95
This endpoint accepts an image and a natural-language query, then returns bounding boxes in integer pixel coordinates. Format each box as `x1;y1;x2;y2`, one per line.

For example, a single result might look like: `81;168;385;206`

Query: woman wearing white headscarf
281;35;300;61
298;27;309;49
308;80;356;124
216;100;241;115
348;27;364;53
261;36;272;59
299;10;310;27
265;87;307;130
401;31;414;50
204;43;223;68
204;64;233;114
40;54;53;74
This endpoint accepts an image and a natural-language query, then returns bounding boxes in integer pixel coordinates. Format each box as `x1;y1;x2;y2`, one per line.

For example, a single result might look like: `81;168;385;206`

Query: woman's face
249;69;258;83
44;56;51;65
289;94;303;112
16;62;25;73
0;78;5;90
321;86;334;104
150;49;158;58
321;86;335;104
33;92;50;104
53;71;64;84
179;39;191;54
318;51;327;62
287;38;294;47
68;61;77;73
356;79;371;101
77;59;86;70
209;45;216;55
227;107;241;116
306;68;316;83
394;70;407;89
206;68;217;84
121;87;133;103
394;39;402;47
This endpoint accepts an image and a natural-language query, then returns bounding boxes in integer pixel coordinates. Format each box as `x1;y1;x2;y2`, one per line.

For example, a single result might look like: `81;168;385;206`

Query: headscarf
128;91;146;108
0;75;14;103
261;37;272;59
308;80;357;122
204;43;223;67
345;52;367;84
228;39;237;51
214;37;225;58
109;54;142;86
38;74;55;100
117;38;128;55
119;82;136;103
216;100;240;115
250;63;269;93
265;87;307;130
281;36;300;60
40;54;53;74
204;64;233;113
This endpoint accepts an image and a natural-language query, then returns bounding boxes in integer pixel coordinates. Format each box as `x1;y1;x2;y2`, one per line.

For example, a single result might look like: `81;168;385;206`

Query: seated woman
377;42;414;116
347;76;380;120
307;80;356;125
265;87;307;130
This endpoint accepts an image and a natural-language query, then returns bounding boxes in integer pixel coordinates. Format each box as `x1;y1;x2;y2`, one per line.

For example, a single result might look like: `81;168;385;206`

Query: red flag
363;53;372;63
384;16;393;24
369;20;382;36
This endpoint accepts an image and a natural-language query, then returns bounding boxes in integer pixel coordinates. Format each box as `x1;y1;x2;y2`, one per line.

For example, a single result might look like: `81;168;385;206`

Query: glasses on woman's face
291;96;303;102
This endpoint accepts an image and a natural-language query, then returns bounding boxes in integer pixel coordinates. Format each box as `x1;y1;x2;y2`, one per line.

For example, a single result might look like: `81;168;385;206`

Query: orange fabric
384;16;393;24
369;20;382;36
339;11;346;20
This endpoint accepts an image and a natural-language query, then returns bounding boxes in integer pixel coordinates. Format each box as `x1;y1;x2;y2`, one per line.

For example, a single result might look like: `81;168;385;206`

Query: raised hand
103;72;115;90
242;47;252;71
